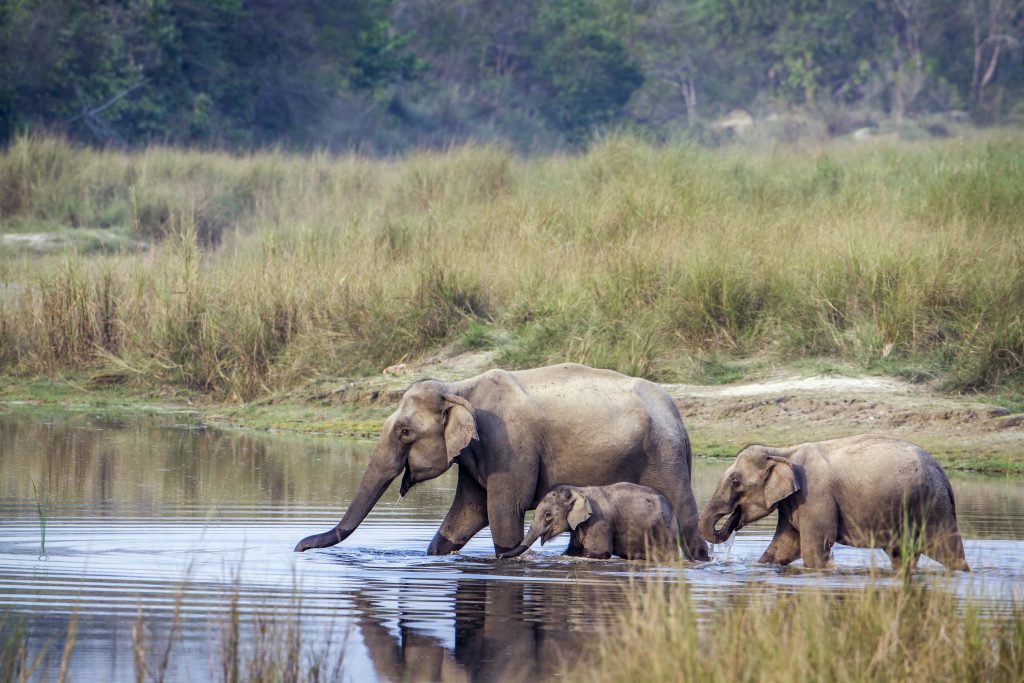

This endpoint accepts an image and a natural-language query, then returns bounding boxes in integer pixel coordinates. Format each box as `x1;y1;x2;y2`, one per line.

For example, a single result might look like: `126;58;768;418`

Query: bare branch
65;81;146;125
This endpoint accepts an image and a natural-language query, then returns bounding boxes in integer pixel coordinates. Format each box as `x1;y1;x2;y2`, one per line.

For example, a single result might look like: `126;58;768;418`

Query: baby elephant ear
763;455;799;509
567;490;594;530
442;394;478;463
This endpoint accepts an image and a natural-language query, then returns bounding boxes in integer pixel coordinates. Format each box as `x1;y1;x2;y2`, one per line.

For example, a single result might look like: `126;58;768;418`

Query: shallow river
1;411;1022;681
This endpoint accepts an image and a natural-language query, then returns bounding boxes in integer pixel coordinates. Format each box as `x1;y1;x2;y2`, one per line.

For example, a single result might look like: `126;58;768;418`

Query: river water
1;410;1021;681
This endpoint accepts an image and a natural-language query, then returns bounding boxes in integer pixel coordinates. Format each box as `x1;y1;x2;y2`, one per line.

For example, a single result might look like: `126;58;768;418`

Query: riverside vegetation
581;577;1024;683
1;133;1022;404
4;580;1021;682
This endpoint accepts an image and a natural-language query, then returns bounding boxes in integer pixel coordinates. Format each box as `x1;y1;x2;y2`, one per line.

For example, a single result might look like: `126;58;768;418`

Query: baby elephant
699;434;969;571
499;483;677;560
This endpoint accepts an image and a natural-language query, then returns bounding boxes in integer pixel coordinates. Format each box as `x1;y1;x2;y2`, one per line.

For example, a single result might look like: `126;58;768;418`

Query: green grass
690;352;764;385
206;402;390;439
581;578;1024;683
1;133;1022;401
453;320;502;353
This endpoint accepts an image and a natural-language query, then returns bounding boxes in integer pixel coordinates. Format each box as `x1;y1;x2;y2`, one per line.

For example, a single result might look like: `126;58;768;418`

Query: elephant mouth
713;508;742;543
399;467;414;497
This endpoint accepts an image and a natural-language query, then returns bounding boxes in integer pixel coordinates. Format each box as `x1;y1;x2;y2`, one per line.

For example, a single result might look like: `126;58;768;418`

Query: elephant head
498;486;592;559
699;446;800;545
295;381;478;552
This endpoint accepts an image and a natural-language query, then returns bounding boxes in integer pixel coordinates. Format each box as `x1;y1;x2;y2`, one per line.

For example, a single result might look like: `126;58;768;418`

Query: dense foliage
1;0;1022;151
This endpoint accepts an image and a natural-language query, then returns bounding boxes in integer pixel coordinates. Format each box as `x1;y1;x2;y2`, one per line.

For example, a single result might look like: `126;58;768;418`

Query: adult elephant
294;363;709;560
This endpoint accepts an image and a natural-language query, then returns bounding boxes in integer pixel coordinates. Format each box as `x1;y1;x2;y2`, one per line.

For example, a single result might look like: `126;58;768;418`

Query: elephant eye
545;512;552;519
399;428;411;438
731;478;741;489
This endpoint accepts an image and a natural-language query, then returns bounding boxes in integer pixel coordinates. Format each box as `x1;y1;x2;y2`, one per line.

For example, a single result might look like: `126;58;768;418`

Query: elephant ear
763;454;799;509
567;490;594;530
442;394;478;463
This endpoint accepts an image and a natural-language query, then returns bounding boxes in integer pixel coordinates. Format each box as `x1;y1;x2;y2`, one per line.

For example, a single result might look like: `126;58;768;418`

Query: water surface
1;411;1021;681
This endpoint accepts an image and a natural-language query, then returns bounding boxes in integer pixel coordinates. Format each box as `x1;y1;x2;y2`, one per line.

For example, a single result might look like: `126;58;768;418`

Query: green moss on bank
2;373;1021;476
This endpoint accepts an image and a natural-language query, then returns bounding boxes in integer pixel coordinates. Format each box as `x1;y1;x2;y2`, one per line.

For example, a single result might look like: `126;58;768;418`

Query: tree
0;0;416;147
966;0;1024;116
529;0;644;141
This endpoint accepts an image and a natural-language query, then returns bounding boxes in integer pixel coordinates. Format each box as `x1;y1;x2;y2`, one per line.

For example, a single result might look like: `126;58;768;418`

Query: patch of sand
303;351;1021;461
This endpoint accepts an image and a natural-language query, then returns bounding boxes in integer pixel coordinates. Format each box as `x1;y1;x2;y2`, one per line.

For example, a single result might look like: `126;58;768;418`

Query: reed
29;479;48;557
1;133;1021;398
0;574;350;682
2;574;1019;682
581;577;1024;683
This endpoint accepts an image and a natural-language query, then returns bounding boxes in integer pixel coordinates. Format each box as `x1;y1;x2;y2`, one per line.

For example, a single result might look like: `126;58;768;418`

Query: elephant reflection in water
354;578;612;682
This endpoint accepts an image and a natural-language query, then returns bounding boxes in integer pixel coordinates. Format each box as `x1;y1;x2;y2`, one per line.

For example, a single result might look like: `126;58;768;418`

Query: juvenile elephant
699;435;969;570
295;363;708;560
499;483;678;560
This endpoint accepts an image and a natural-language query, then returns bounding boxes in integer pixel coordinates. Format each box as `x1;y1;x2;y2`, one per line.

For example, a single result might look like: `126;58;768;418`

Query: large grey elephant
295;363;708;560
499;483;677;560
699;434;969;570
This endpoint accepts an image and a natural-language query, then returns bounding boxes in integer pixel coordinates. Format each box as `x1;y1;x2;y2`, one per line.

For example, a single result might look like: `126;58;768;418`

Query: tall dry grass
581;578;1024;683
0;133;1022;398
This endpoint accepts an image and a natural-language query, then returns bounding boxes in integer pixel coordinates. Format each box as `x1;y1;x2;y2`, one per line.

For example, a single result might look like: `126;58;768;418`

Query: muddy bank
669;375;1023;472
2;350;1022;474
210;351;1022;474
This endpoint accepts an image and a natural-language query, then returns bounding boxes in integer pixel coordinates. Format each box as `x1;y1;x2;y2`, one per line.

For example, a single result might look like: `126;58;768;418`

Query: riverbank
3;352;1022;475
2;135;1023;404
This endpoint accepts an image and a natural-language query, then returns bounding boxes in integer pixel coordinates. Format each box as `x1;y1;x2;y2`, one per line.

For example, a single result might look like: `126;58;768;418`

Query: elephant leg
641;466;708;562
427;468;488;555
798;502;838;569
886;545;920;572
565;533;585;557
800;531;835;569
578;523;614;559
485;478;531;556
758;514;801;566
924;521;970;571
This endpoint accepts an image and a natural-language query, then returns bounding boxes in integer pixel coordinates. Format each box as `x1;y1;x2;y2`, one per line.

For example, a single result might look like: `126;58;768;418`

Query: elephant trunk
699;493;741;545
498;524;544;559
294;441;405;552
498;544;529;559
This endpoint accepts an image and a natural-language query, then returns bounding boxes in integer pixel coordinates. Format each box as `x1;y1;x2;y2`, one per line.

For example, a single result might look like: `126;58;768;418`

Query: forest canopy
1;0;1022;152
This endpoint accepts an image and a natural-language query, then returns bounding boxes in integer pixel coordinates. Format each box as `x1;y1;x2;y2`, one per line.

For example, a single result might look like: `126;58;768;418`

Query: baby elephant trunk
498;543;530;559
699;500;740;545
498;524;544;559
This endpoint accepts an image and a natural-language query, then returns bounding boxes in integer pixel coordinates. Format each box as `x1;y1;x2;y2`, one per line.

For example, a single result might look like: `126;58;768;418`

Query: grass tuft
1;133;1022;398
582;578;1024;683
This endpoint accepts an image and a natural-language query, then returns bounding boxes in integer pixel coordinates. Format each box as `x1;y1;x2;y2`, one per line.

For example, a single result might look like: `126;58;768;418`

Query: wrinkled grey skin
499;483;678;560
295;363;708;560
699;435;969;570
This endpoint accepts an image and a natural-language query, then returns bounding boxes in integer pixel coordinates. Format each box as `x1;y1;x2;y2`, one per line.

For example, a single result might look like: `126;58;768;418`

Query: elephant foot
758;550;797;566
492;544;519;558
685;537;710;562
427;533;466;556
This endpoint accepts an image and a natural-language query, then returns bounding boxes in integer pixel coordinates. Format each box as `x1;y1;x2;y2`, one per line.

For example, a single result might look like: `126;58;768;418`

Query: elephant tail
684;433;693;479
943;476;957;518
